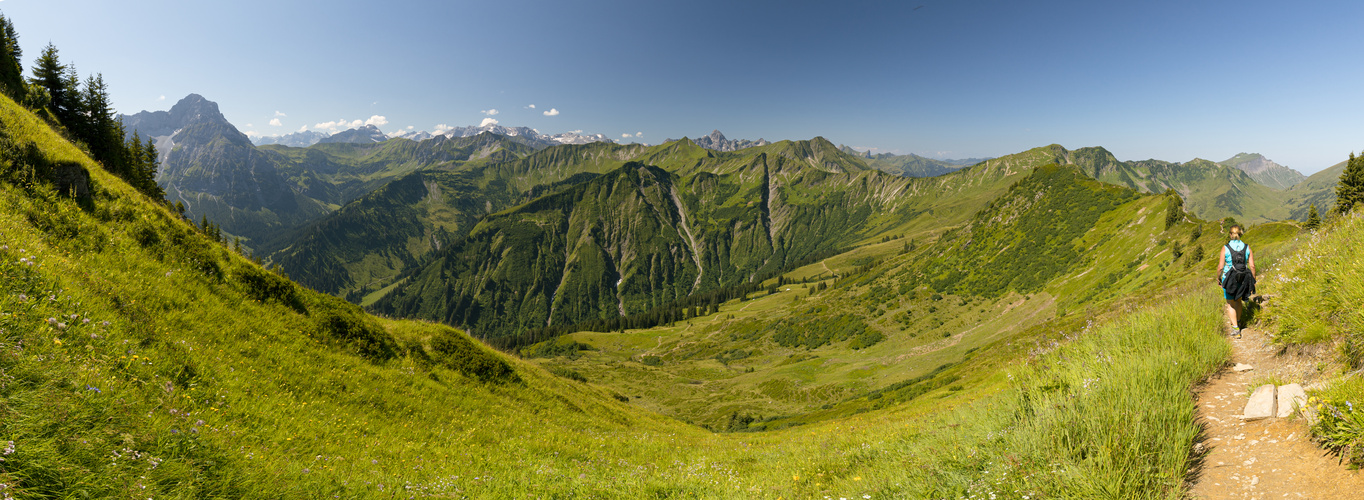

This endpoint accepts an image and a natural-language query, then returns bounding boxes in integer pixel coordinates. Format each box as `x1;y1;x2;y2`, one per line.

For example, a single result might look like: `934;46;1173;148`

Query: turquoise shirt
1221;239;1248;282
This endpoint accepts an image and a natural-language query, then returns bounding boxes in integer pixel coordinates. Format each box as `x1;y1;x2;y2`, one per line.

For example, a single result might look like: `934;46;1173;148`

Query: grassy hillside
1261;210;1364;466
527;163;1258;427
4;87;1344;498
1280;159;1348;220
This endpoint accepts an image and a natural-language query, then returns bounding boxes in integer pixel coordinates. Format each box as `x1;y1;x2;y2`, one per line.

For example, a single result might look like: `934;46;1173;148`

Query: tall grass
1263;211;1364;466
878;293;1227;498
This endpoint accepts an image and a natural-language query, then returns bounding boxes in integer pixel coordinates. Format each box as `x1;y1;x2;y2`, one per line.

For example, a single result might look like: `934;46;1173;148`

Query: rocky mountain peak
1218;153;1306;190
691;130;770;152
168;93;226;127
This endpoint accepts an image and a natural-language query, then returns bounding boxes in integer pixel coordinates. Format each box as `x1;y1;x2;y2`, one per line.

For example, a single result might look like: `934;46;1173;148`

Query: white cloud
365;115;388;126
479;117;499;127
622;133;633;138
157;95;166;101
543;108;559;116
246;123;254;128
298;125;308;132
406;125;414;130
269;118;282;127
313;119;367;133
244;130;263;138
433;124;454;135
274;110;286;117
481;109;499;116
636;132;644;137
525;104;536;109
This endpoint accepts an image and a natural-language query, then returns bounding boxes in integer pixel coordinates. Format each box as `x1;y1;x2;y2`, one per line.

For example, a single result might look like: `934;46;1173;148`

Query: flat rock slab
1278;383;1307;418
1233;363;1254;372
1244;384;1276;421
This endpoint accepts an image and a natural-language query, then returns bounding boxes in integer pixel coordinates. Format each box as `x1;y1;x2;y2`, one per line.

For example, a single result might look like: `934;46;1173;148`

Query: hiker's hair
1228;224;1243;238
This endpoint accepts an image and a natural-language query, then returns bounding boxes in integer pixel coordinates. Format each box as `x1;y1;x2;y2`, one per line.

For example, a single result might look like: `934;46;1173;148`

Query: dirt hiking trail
1188;326;1364;499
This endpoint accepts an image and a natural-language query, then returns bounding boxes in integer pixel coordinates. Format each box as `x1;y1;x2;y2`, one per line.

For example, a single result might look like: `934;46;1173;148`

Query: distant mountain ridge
688;130;770;151
253;122;617;148
118;94;541;248
840;146;988;178
318;124;387;144
1218;152;1306;190
254;129;329;147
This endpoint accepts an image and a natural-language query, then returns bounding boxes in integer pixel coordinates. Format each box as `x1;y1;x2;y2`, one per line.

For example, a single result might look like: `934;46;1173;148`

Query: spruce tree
0;14;23;99
1336;152;1364;215
1164;190;1184;230
139;136;164;199
1305;204;1321;230
28;43;67;115
81;73;122;172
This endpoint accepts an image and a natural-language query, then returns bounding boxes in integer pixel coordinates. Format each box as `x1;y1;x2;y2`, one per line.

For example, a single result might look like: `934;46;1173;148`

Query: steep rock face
119;94;318;244
691;130;770;152
1218;153;1306;190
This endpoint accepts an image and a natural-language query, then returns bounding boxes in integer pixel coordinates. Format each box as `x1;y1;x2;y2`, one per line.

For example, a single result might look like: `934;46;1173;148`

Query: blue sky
3;0;1362;173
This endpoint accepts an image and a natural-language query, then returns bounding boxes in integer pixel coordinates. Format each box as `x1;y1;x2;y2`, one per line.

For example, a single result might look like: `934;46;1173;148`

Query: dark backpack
1222;243;1256;298
1226;243;1249;273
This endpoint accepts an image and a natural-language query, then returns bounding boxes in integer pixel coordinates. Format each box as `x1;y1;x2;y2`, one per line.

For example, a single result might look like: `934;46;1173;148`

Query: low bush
233;263;302;312
548;366;588;383
429;327;518;383
312;296;399;362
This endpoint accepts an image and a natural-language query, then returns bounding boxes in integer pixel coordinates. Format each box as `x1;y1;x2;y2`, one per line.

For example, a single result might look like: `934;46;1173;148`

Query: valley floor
1189;326;1364;499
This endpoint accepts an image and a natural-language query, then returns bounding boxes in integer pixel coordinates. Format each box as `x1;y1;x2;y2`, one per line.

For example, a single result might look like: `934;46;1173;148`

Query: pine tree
28;43;67;115
139;136;164;199
59;64;86;139
1164;190;1184;230
1336;152;1364;215
0;14;23;99
1305;204;1321;230
82;73;121;168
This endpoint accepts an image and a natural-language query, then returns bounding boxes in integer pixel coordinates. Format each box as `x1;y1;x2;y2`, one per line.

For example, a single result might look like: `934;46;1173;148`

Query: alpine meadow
4;4;1364;499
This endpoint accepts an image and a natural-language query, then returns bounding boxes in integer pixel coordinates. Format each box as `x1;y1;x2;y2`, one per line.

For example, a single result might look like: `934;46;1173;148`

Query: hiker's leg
1224;298;1238;328
1229;299;1244;329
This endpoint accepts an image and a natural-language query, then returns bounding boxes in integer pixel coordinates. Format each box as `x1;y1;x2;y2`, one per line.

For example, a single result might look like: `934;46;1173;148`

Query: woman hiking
1218;224;1256;338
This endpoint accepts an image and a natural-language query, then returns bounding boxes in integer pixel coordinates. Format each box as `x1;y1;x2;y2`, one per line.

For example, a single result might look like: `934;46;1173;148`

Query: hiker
1218;224;1256;338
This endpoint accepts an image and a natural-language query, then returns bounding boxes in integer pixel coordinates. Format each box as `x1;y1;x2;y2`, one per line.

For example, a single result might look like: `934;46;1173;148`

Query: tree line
0;12;163;200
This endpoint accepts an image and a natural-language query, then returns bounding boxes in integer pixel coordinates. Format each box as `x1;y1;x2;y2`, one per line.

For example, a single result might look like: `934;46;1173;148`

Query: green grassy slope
1261;209;1364;466
527;164;1282;430
1;90;1327;498
1280;159;1348;220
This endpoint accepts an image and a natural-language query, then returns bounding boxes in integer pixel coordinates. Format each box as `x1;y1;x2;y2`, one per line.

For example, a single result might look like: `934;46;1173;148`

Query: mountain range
250;119;618;148
118;94;1341;318
10;81;1364;497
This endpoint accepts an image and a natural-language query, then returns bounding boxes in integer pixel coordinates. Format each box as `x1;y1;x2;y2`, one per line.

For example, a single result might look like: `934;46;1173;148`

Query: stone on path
1233;363;1254;372
1277;383;1307;418
1243;384;1276;421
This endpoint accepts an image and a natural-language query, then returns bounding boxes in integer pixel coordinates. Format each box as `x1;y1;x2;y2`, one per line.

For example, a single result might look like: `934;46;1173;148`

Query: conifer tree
82;73;123;172
1305;204;1321;230
1164;190;1184;230
1336;152;1364;215
28;43;67;115
0;14;23;99
139;135;164;199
